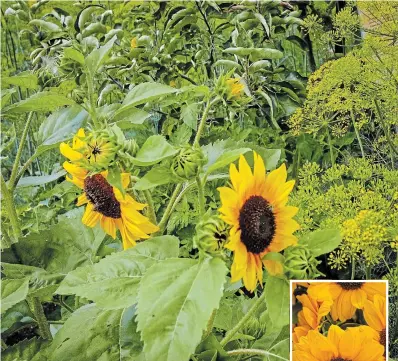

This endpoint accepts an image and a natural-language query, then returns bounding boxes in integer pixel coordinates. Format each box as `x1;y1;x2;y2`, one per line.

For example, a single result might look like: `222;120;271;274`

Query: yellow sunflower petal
263;163;287;202
353;335;384;361
73;128;86;149
100;216;117;239
218;186;239;209
351;288;367;309
243;253;257;292
253;151;266;190
230;257;246;283
362;282;386;300
234;241;248;270
121;173;130;189
66;175;84;189
363;297;385;331
229;163;241;191
225;228;241;251
76;193;88;206
82;204;100;228
63;161;87;179
338;326;362;360
60;142;83;161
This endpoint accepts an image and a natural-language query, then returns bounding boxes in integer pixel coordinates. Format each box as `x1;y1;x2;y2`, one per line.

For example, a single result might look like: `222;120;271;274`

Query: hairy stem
196;175;205;216
220;291;267;347
157;183;183;234
193;98;217;147
226;349;289;361
351;257;356;280
9;112;34;189
1;175;21;242
27;297;53;340
143;190;157;224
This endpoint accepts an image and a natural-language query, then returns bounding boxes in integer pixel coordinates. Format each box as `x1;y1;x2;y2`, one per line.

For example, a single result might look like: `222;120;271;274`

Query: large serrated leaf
2;337;49;361
37;105;89;152
44;304;136;361
1;278;29;314
129;135;178;166
300;228;341;257
56;236;179;309
137;257;227;361
3;91;75;114
1;71;38;90
121;82;177;109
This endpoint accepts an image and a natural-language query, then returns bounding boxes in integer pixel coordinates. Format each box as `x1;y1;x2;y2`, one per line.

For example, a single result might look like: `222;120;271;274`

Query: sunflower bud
194;213;227;257
171;145;206;180
242;317;266;339
284;244;323;279
83;130;120;170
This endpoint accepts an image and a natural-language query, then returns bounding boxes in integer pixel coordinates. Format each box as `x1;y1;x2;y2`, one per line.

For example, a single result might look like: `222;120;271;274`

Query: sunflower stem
226;349;288;361
203;308;217;338
196;175;205;216
142;190;157;224
86;73;100;129
27;297;53;340
9;111;34;190
1;174;21;242
193;97;218;147
365;266;372;280
220;291;267;347
157;183;183;234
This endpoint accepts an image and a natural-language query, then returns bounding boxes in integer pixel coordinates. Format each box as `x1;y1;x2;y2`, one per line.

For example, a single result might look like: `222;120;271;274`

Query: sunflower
307;282;386;322
293;293;332;343
60;128;116;169
218;152;299;292
61;146;159;249
226;78;244;99
293;325;384;361
363;294;387;352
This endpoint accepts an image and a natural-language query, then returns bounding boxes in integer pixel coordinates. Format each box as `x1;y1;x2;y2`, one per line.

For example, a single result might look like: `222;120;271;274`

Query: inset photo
291;280;388;361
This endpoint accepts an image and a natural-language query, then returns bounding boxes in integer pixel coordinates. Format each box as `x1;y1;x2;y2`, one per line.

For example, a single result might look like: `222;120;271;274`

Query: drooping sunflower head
293;325;385;361
218;152;299;292
61;155;159;249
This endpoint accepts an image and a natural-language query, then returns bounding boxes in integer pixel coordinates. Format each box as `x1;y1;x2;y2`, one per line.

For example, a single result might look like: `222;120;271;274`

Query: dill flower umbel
307;282;386;322
218;152;299;292
293;325;384;361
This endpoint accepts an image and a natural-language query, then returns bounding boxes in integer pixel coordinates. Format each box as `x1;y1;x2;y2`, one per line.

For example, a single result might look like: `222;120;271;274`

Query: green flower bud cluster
171;145;206;180
194;213;228;257
242;316;266;339
284;244;323;279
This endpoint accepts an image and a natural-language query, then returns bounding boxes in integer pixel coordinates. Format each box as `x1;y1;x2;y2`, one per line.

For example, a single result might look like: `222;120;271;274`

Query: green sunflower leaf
56;236;179;309
42;304;142;361
130;135;178;166
1;278;30;314
2;337;49;361
300;228;342;257
137;257;227;361
264;275;289;329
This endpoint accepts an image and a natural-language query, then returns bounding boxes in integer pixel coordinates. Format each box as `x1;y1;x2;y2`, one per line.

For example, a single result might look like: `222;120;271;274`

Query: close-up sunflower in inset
61;143;159;249
363;294;387;353
307;282;386;322
293;325;385;361
293;293;332;344
218;152;300;292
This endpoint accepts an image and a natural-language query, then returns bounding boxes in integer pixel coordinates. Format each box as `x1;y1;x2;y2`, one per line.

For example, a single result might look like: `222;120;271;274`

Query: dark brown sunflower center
336;282;363;290
84;174;121;218
239;195;276;254
380;328;386;350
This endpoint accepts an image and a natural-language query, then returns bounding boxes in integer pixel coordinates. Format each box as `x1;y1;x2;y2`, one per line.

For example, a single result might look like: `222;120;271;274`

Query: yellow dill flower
218;152;299;292
307;282;386;322
131;37;138;49
293;325;385;361
226;78;244;99
363;294;387;352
